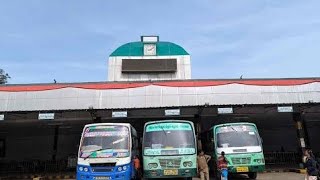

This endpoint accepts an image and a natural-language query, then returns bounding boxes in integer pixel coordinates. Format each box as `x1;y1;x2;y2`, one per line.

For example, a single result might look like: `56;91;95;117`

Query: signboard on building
0;114;4;121
122;59;177;73
300;138;306;148
277;106;293;112
141;36;159;43
112;111;127;118
165;109;180;116
218;107;233;114
38;113;55;120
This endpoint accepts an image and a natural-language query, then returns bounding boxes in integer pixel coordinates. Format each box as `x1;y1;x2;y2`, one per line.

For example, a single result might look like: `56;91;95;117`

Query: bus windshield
216;125;260;148
80;125;130;158
143;122;195;156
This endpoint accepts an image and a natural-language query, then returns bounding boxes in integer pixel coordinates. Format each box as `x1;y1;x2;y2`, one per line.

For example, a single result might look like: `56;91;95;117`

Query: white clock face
144;44;156;56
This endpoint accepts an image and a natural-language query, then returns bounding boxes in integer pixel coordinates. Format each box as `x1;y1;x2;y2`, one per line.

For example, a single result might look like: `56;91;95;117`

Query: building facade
108;36;191;81
0;36;320;174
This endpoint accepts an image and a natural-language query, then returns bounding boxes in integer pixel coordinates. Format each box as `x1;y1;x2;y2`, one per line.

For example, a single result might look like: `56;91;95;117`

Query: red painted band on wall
0;79;319;92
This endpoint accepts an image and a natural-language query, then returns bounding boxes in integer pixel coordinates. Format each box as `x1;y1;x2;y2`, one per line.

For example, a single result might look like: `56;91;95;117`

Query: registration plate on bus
164;169;178;175
94;176;110;180
236;166;249;172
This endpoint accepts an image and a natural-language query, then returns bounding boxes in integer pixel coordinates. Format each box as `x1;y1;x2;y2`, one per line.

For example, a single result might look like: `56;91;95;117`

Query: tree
0;69;10;84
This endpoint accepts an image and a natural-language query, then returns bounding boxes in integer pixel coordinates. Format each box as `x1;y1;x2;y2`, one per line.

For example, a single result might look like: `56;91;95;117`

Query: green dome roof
110;41;189;57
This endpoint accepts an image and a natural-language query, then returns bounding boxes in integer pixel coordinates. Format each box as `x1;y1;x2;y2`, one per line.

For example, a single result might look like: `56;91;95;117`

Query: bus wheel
248;172;257;179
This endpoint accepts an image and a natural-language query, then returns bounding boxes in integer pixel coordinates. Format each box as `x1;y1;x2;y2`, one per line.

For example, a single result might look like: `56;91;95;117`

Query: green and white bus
142;120;197;179
202;122;265;179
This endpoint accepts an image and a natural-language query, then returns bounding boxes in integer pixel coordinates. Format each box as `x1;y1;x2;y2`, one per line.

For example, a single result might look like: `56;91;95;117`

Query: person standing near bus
218;151;229;180
133;155;142;179
197;150;211;180
304;149;319;180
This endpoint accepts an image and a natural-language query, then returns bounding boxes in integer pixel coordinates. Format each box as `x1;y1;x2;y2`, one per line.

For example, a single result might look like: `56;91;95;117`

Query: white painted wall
107;55;191;81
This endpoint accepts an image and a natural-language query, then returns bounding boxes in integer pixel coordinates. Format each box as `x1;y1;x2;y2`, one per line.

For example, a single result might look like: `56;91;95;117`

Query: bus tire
248;172;257;179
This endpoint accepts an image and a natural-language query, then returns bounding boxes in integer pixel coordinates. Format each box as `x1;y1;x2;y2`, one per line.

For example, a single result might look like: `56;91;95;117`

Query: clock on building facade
143;43;156;56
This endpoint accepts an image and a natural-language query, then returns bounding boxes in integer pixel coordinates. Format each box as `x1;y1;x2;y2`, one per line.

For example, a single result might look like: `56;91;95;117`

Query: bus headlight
254;159;264;164
78;167;84;171
84;167;88;172
183;162;187;167
183;161;192;167
123;166;127;170
148;163;158;169
118;167;122;171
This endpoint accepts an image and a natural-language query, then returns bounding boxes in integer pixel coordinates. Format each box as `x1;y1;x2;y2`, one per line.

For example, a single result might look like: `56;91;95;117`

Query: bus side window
209;130;214;152
132;137;139;150
132;138;136;149
135;138;138;149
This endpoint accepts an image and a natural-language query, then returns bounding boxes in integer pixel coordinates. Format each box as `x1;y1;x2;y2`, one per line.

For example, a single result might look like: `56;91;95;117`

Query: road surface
192;172;305;180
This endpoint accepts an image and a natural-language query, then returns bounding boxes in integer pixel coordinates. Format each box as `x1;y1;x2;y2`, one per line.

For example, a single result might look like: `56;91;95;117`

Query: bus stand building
0;36;319;173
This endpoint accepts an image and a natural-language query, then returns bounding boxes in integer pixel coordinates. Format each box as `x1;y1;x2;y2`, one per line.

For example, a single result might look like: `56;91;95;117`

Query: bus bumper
77;171;131;180
76;163;133;180
144;168;197;178
228;165;265;173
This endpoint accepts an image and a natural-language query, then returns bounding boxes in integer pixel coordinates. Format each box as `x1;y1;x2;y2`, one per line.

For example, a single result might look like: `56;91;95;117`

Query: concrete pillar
52;125;59;160
292;112;308;161
196;121;202;151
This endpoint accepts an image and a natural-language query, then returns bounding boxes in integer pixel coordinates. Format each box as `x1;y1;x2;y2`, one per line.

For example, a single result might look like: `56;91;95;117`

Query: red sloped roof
0;79;319;92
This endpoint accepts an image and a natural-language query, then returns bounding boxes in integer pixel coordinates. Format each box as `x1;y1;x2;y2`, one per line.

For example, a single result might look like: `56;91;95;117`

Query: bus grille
231;157;251;165
159;158;182;168
90;163;115;172
91;167;113;172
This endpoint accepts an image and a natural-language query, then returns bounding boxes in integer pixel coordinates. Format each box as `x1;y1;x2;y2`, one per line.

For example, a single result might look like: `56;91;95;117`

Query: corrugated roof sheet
0;78;319;112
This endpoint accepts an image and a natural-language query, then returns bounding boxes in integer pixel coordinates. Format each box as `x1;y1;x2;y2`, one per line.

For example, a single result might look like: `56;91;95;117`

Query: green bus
202;122;265;179
142;120;197;179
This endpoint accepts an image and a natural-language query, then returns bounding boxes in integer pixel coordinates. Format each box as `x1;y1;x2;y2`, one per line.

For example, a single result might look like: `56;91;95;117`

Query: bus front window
80;126;129;158
216;125;260;148
143;122;195;156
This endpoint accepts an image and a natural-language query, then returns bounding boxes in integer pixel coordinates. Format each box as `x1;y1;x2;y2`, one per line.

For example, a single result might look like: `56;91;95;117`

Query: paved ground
0;172;305;180
192;172;305;180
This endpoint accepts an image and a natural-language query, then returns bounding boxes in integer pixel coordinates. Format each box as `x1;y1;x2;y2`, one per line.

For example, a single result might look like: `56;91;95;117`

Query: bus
77;123;139;180
202;122;265;180
142;120;197;179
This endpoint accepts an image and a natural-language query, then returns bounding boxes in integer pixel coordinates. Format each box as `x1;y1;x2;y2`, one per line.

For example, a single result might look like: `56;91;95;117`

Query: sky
1;0;320;84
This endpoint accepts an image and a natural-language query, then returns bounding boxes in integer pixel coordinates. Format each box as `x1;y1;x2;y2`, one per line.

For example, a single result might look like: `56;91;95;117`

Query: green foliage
0;69;10;84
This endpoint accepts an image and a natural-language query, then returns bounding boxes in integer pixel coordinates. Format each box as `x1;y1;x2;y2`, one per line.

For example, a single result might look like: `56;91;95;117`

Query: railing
0;159;74;175
67;156;77;169
264;152;301;167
